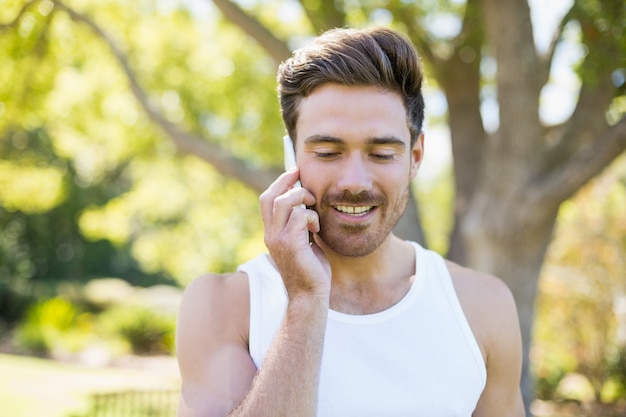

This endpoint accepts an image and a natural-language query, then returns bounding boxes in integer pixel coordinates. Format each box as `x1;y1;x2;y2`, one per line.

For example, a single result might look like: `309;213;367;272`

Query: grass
0;353;180;417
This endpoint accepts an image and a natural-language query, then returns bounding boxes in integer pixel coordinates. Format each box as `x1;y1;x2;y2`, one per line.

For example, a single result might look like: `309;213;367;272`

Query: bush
603;346;626;401
99;305;175;355
0;279;36;327
13;297;78;356
535;368;567;401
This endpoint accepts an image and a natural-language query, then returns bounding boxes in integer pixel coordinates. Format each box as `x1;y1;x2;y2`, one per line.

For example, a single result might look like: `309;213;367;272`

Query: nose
336;152;373;194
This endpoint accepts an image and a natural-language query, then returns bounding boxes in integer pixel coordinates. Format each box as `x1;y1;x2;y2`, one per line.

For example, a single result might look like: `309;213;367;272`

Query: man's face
295;84;423;257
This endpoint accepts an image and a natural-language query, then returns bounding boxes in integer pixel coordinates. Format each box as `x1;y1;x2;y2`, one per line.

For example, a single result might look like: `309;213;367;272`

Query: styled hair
277;27;425;147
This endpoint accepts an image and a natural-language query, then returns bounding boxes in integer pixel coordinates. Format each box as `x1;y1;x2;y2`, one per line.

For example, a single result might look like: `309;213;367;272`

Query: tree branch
537;3;575;89
51;0;279;193
211;0;292;64
531;117;626;205
539;0;622;176
458;0;483;43
386;0;437;65
540;74;615;171
480;0;544;156
299;0;346;33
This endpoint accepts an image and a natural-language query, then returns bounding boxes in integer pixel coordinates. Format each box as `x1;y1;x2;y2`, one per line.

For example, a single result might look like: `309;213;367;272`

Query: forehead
296;84;409;144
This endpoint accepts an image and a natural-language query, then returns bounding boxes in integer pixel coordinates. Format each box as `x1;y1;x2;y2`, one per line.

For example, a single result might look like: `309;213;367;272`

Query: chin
319;227;387;257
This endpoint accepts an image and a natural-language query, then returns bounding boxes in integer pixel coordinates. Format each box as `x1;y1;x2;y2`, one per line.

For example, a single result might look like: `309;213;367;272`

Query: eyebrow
303;134;406;149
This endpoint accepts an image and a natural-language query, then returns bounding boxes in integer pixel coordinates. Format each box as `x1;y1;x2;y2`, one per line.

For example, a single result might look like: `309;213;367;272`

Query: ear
409;132;425;180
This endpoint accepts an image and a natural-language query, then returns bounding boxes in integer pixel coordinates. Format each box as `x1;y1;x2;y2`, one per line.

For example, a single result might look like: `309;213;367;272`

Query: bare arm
450;263;525;417
176;169;331;417
472;279;525;416
176;273;256;416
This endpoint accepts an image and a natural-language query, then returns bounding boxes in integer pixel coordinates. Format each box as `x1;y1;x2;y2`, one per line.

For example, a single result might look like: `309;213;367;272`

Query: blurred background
0;0;625;416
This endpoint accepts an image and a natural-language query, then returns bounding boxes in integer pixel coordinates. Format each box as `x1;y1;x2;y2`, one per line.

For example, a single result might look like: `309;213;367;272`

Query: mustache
321;190;385;206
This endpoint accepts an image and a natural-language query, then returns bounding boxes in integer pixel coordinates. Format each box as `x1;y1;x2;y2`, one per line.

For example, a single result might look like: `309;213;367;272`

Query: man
176;27;525;416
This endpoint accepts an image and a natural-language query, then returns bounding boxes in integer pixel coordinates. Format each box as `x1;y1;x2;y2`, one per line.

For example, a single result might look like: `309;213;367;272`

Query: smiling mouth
334;205;374;216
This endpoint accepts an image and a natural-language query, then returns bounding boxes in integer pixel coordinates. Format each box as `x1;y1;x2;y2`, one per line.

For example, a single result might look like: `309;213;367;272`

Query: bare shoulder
177;271;250;343
445;260;520;358
446;260;516;311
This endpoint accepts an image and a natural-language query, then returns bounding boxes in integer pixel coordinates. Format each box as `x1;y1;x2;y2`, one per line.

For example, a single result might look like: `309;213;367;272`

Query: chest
316;315;486;417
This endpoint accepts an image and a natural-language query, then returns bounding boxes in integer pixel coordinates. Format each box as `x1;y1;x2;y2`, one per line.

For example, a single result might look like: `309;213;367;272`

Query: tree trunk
464;184;560;412
475;0;546;408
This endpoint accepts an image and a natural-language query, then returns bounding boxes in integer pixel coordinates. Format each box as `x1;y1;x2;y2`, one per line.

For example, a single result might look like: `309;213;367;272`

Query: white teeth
335;205;373;216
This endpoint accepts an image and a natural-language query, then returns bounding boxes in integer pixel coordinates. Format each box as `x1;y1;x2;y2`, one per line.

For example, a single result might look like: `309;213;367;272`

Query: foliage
0;126;175;326
98;305;175;355
14;296;79;355
12;278;180;358
1;0;276;293
79;155;265;283
532;155;626;402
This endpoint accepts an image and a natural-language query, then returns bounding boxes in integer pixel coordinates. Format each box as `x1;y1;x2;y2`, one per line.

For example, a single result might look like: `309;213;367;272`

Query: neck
327;235;408;280
318;235;416;314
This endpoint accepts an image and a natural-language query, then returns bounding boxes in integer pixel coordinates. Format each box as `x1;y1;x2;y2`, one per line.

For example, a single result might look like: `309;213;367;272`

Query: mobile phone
283;135;305;208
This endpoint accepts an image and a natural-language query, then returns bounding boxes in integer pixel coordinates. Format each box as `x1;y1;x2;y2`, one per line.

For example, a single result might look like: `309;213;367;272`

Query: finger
306;210;320;234
280;207;319;246
259;169;301;229
270;187;314;236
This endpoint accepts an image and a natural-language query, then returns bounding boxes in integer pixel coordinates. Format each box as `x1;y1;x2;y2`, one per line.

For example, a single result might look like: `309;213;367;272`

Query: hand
259;169;331;300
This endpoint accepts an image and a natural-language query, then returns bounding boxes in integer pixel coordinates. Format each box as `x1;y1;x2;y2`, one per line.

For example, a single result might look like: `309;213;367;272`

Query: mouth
333;205;374;217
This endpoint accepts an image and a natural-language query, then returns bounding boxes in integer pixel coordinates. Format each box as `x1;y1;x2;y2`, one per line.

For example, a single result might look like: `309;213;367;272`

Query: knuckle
259;190;271;204
272;193;290;211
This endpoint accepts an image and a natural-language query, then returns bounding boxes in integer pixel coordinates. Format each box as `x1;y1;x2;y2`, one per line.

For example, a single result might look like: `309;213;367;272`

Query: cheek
299;167;321;195
378;165;411;187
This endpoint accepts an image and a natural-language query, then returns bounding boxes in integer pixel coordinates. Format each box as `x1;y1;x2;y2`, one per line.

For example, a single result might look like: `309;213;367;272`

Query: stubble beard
317;186;410;257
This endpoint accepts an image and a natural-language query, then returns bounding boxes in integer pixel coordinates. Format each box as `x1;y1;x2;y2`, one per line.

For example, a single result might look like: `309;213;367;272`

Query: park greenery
1;0;625;414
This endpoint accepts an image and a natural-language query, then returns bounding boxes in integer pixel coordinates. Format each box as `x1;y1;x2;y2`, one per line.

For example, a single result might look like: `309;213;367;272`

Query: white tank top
238;242;486;416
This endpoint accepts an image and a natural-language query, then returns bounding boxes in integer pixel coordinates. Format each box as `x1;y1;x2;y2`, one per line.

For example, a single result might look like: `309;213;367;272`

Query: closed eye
315;151;341;159
370;153;395;161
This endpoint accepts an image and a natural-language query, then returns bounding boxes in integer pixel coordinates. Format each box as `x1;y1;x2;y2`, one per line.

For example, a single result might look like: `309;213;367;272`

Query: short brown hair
277;27;424;147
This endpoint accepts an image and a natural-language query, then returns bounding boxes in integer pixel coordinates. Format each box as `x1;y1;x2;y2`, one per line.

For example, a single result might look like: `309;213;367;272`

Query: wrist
287;291;330;317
